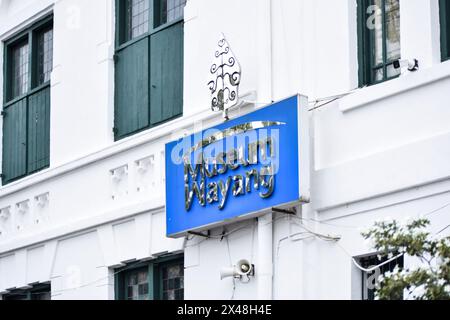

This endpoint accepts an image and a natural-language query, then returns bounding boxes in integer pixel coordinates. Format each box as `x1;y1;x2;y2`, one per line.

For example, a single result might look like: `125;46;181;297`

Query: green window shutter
2;99;28;183
357;0;370;88
114;37;150;139
150;22;183;126
2;16;52;185
440;0;450;61
27;86;50;173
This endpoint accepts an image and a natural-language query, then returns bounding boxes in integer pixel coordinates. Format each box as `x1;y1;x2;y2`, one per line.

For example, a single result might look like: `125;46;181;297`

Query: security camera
393;58;419;72
220;259;255;280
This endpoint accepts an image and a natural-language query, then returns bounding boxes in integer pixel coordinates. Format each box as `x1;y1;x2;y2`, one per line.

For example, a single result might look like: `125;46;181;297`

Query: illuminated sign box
165;95;309;238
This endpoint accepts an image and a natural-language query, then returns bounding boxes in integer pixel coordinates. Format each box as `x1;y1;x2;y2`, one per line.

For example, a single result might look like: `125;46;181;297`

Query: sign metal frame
165;94;310;238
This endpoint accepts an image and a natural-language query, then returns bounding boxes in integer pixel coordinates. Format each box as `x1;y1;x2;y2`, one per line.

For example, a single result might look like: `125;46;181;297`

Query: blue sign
166;95;303;237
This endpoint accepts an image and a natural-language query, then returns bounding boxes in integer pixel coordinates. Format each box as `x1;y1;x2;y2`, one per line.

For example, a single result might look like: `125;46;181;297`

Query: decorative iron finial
208;33;242;120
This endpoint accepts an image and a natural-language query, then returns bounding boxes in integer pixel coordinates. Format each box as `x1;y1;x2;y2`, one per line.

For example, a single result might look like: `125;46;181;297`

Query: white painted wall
0;0;449;300
51;0;115;166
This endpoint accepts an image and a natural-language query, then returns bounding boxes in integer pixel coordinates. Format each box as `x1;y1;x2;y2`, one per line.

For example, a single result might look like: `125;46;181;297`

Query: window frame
113;0;185;141
123;265;154;300
359;253;404;300
7;38;30;101
2;283;51;300
115;0;184;51
357;0;401;87
1;14;53;185
3;15;53;106
155;257;185;300
114;254;184;301
440;0;450;62
34;25;54;87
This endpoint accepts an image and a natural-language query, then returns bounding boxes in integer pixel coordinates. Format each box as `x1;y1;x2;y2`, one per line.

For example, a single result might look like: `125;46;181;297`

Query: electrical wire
424;202;450;217
250;222;256;264
291;221;341;242
273;210;446;277
50;258;148;297
307;87;363;112
49;221;257;298
42;200;450;297
270;199;450;233
271;215;342;242
286;214;360;230
225;236;236;300
351;252;405;273
275;214;342;262
276;232;315;260
436;224;450;235
217;223;256;240
308;97;341;112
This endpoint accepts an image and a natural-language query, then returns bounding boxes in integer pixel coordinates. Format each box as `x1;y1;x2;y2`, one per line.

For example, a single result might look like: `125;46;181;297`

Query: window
114;0;185;140
160;259;184;300
2;283;51;300
154;0;186;28
440;0;450;61
36;27;54;85
359;254;404;300
357;0;401;87
127;0;150;41
10;41;30;98
115;255;184;300
124;267;151;300
2;16;53;185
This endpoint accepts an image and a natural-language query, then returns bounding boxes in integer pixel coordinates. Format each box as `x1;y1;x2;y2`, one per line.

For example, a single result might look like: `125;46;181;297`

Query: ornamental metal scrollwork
207;34;242;118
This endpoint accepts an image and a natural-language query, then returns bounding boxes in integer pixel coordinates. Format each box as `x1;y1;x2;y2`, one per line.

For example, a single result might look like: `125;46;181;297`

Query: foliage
362;218;450;300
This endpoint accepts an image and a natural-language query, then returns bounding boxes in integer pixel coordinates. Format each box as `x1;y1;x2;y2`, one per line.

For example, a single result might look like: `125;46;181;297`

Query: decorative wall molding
136;156;154;174
16;200;30;215
0;206;11;221
35;193;50;209
110;165;128;183
0;99;257;200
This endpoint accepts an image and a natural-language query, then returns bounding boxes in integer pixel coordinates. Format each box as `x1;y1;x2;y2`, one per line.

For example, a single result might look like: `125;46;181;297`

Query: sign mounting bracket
188;231;211;239
272;207;297;215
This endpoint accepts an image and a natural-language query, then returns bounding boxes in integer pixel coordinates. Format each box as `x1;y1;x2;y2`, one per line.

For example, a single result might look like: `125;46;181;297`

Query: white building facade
0;0;449;300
